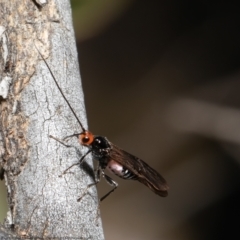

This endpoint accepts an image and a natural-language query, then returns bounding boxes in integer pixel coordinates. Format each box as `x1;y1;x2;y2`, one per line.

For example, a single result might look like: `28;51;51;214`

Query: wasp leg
59;150;92;177
49;135;72;148
63;133;80;141
77;167;118;202
100;174;118;202
77;165;101;202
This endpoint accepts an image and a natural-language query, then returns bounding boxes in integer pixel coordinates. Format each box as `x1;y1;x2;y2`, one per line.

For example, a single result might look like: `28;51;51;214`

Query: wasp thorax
79;131;94;146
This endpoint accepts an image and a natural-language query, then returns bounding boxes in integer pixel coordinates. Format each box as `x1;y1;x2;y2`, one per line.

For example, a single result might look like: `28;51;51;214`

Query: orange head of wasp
79;131;94;146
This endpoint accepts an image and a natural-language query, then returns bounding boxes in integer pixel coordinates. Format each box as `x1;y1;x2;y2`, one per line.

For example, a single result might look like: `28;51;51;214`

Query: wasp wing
109;144;169;197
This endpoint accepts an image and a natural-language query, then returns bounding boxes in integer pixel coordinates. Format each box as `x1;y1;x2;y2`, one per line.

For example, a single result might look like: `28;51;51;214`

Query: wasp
35;46;169;201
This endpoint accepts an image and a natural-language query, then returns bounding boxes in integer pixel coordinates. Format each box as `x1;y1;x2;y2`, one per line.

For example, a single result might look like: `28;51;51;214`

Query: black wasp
35;46;169;201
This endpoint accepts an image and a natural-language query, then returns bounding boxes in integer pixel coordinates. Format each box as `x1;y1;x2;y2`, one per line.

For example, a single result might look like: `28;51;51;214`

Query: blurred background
1;0;240;239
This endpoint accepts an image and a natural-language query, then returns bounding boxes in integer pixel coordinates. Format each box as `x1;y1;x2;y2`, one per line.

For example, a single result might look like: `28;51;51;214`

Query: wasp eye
79;131;94;146
82;136;89;143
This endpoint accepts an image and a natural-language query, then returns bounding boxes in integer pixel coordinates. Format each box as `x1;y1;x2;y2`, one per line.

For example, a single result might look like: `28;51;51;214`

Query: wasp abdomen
107;160;137;180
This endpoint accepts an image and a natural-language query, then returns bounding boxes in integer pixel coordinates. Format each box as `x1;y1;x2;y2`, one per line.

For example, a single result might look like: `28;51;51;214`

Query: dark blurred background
1;0;240;239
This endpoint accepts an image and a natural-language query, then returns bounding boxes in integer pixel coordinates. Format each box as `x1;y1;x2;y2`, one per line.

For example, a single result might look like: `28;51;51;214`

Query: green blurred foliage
70;0;135;41
0;180;7;222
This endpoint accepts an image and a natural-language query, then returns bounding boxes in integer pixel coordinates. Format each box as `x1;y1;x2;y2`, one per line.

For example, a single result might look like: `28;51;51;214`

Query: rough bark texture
0;223;18;238
0;0;104;239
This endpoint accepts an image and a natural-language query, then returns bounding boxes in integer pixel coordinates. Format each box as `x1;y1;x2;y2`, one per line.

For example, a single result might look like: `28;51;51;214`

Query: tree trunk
0;0;104;239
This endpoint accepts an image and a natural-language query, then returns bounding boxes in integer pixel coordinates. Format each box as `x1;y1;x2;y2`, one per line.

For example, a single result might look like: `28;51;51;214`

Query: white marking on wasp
107;159;136;179
107;160;124;177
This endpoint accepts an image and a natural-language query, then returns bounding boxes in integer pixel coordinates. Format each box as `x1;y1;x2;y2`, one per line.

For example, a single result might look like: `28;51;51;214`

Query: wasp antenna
34;43;86;132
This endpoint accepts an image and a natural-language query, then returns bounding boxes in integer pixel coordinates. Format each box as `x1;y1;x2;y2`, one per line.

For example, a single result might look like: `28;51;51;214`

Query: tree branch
0;0;104;239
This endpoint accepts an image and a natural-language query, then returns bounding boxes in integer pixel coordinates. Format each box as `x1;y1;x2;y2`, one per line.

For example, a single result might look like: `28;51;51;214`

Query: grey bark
0;0;104;239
